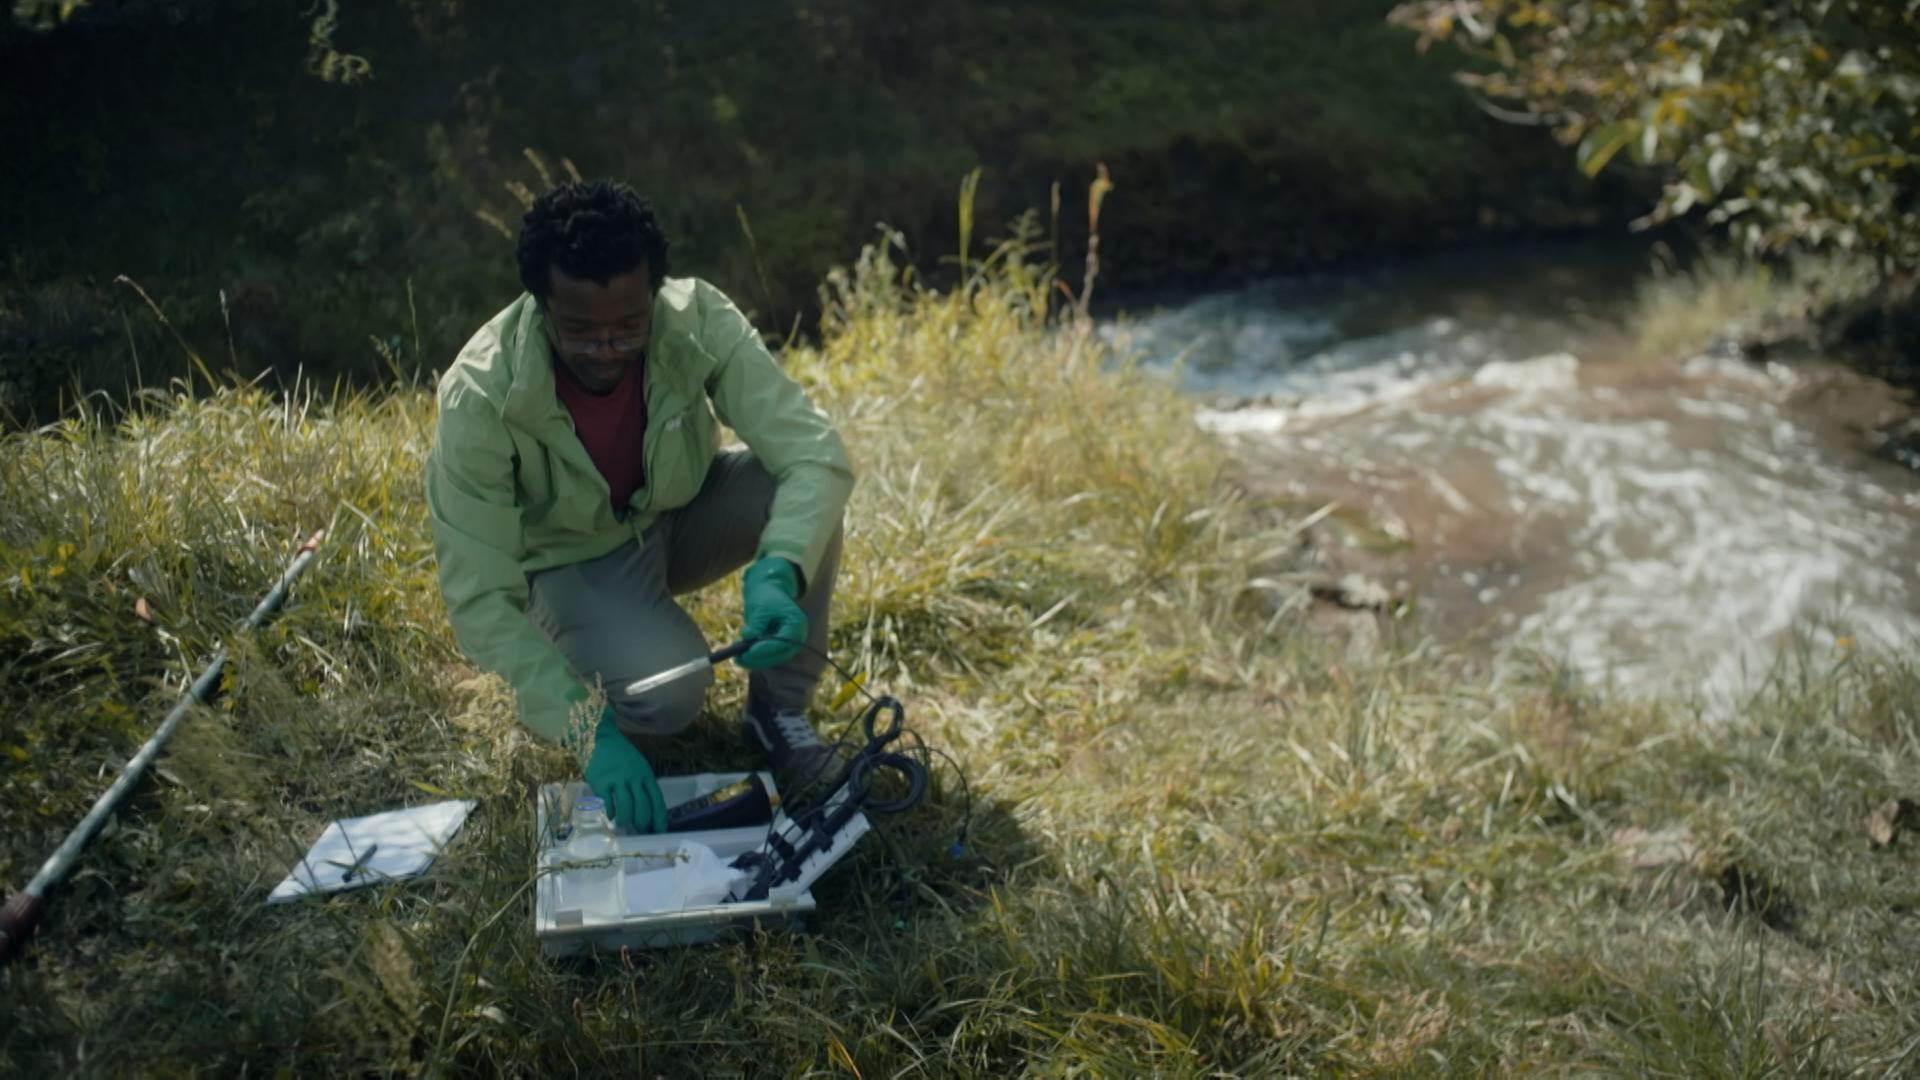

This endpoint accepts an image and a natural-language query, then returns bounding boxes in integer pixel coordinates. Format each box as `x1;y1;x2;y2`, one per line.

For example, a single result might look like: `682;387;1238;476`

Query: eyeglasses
544;312;647;356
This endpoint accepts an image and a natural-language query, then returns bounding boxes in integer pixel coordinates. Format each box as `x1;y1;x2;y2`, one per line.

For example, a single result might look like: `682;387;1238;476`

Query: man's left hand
740;556;806;669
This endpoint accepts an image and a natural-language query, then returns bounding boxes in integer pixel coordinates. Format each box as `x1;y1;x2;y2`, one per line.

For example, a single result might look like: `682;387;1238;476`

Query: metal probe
622;639;755;697
1;529;328;964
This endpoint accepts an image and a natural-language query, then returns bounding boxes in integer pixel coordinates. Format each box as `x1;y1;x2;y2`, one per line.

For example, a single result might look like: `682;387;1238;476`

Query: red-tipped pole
0;530;327;964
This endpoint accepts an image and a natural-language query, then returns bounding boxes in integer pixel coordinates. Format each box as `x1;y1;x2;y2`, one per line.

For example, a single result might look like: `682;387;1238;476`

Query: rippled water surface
1110;239;1920;703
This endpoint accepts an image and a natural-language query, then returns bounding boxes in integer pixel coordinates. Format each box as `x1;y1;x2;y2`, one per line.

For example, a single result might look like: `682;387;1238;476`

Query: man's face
542;264;655;395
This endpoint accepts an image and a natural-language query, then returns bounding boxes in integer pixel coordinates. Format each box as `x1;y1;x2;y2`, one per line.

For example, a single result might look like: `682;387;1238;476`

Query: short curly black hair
515;180;672;302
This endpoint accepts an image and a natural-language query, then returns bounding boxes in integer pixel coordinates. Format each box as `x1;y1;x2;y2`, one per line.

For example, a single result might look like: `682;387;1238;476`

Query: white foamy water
1111;241;1920;704
1263;354;1920;702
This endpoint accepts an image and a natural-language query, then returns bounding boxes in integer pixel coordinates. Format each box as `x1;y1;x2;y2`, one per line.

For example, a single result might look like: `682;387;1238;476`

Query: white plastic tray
534;771;842;955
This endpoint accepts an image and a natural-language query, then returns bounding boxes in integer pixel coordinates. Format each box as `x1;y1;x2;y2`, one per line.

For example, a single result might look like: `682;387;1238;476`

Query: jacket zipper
635;358;659;516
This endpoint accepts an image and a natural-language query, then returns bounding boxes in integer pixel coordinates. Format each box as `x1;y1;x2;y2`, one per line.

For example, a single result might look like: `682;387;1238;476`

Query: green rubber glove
740;556;807;670
581;707;667;834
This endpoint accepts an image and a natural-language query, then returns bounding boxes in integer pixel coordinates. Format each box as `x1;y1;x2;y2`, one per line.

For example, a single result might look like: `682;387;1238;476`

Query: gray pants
527;449;840;737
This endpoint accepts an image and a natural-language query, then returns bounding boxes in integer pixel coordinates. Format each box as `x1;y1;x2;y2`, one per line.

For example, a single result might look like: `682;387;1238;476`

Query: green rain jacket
426;277;855;743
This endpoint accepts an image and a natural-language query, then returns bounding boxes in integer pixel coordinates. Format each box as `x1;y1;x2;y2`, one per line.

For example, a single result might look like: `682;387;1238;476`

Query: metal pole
0;529;327;964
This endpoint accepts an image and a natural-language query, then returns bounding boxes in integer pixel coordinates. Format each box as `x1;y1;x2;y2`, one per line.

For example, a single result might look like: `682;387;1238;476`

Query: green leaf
1687;162;1715;200
1707;148;1733;194
1576;120;1639;178
1630;119;1660;167
1790;165;1828;196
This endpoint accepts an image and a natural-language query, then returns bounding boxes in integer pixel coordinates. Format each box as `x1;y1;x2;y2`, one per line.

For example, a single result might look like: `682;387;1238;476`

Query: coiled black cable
775;640;970;846
728;639;974;899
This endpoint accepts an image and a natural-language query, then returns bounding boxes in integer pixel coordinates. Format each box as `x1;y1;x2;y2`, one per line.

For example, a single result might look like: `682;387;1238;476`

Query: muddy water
1109;239;1920;704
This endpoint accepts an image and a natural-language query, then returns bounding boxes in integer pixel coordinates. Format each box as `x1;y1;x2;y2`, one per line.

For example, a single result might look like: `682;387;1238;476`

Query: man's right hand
582;707;668;834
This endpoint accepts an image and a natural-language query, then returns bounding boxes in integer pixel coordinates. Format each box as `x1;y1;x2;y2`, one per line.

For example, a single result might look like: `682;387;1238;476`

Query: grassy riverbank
2;239;1916;1075
1629;251;1887;363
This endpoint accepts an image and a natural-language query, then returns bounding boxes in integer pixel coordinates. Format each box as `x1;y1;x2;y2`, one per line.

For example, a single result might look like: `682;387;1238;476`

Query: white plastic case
533;771;867;955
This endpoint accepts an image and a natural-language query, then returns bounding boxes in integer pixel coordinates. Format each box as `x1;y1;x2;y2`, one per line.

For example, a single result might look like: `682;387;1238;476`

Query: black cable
789;638;974;855
732;637;975;891
918;742;973;857
731;695;920;900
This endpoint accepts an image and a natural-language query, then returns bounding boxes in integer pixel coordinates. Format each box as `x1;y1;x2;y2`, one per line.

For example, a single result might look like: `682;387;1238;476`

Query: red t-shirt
554;360;648;511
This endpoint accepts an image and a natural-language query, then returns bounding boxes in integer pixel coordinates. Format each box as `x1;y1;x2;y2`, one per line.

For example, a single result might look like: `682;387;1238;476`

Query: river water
1108;238;1920;706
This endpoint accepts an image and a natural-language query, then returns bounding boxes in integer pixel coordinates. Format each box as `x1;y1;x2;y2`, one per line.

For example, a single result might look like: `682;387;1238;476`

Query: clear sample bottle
558;795;622;921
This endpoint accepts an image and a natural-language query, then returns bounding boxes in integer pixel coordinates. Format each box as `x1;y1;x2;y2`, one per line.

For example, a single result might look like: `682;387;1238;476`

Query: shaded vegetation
1391;0;1920;375
0;0;1630;422
2;231;1916;1074
1392;0;1919;265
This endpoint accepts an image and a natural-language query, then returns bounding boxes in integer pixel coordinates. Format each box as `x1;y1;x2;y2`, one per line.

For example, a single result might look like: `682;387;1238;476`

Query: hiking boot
741;705;845;796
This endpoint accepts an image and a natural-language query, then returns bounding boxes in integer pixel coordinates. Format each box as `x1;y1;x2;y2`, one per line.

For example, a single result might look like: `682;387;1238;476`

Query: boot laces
771;709;823;750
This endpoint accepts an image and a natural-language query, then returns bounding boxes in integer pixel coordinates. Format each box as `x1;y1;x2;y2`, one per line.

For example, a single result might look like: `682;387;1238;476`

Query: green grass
2;235;1918;1076
1629;250;1883;362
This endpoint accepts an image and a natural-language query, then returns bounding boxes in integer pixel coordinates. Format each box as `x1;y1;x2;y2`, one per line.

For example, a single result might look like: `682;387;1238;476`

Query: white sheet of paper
268;799;476;904
621;841;751;914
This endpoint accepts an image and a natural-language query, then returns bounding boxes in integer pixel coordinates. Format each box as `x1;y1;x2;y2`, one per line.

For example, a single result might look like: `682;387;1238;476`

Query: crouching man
426;179;853;833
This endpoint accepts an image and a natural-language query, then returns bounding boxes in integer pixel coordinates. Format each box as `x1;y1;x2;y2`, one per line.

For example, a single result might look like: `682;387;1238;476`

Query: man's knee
721;450;778;519
606;666;711;737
